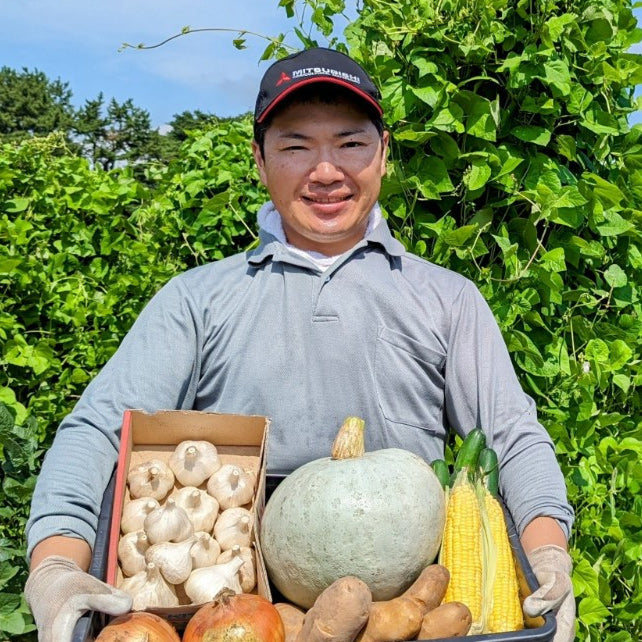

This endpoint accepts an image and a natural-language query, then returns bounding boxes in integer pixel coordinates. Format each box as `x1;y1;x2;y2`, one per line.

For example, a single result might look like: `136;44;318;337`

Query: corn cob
477;446;523;633
482;486;524;632
439;471;484;634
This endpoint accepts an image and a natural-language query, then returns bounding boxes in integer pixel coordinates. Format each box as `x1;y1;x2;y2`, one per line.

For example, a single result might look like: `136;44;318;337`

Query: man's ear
252;140;268;186
380;130;390;178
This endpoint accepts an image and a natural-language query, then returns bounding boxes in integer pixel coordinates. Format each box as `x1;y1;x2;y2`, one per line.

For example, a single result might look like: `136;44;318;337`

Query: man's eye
342;141;365;148
283;145;306;151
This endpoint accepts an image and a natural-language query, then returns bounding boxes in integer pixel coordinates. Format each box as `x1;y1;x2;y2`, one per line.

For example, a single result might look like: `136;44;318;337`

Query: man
25;47;575;641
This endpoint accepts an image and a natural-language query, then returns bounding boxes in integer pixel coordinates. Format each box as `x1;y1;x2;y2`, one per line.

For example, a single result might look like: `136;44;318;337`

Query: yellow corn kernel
484;492;524;633
440;476;484;632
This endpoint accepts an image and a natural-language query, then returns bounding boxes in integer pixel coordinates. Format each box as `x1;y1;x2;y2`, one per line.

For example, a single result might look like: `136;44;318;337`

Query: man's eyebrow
276;127;370;140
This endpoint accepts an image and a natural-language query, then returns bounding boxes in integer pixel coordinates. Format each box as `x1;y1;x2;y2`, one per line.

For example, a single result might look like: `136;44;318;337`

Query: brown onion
95;611;181;642
183;590;285;642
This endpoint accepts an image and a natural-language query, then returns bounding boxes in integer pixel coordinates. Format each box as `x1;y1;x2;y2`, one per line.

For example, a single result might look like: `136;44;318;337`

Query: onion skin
95;612;181;641
183;591;285;642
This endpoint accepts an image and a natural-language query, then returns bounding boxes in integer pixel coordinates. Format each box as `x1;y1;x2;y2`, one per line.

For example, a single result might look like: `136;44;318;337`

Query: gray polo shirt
26;214;574;556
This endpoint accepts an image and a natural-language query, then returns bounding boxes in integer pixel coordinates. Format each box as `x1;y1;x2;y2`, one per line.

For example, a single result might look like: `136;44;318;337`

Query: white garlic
127;459;175;501
145;537;195;584
144;498;194;545
207;464;256;510
217;545;256;593
169;440;221;486
184;556;244;605
118;530;149;577
190;532;221;569
120;497;160;534
213;507;253;551
173;486;219;533
119;562;179;610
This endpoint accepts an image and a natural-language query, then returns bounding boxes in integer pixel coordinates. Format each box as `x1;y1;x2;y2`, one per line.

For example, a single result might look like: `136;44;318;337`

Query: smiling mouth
303;195;352;203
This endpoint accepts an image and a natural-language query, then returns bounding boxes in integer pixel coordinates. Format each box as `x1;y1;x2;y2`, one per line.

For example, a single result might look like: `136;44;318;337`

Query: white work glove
523;545;575;642
24;555;132;642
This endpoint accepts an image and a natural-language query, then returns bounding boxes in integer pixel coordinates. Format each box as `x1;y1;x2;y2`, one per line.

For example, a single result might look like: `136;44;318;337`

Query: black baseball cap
254;47;383;123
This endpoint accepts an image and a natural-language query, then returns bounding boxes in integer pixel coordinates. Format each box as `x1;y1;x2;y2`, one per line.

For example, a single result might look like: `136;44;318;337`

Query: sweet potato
418;601;472;639
355;564;450;642
275;602;305;642
295;576;372;642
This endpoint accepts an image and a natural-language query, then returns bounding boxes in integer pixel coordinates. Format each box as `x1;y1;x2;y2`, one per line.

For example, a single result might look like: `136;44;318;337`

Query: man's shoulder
398;250;473;292
175;251;250;282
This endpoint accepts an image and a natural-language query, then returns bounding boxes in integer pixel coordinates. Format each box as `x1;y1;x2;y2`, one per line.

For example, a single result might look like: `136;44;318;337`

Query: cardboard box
104;409;272;630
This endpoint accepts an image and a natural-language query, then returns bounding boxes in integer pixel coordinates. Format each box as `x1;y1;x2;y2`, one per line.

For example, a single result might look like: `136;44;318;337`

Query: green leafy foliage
290;0;642;637
0;119;265;640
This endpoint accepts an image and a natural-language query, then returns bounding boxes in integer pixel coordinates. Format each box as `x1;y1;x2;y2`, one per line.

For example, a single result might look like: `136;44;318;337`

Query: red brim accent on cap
256;76;383;123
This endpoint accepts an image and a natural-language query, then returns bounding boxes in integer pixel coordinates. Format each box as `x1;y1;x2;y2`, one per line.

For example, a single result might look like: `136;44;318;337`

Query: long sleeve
26;277;203;557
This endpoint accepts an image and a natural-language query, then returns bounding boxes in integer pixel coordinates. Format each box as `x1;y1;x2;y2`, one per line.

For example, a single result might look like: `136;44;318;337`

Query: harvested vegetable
418;602;473;639
355;564;449;642
260;417;446;608
439;467;484;633
439;429;487;633
95;612;180;642
439;440;524;634
184;556;244;605
479;448;523;633
182;589;285;642
118;530;149;577
296;576;372;642
127;459;175;501
143;498;193;545
169;439;221;487
275;603;305;642
207;463;256;509
119;562;179;610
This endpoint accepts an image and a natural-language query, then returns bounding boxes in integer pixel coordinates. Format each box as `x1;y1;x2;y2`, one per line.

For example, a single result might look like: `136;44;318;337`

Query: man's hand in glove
25;555;132;642
523;544;575;642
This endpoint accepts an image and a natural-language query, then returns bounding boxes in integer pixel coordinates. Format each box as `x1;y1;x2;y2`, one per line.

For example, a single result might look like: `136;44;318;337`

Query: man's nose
309;159;344;183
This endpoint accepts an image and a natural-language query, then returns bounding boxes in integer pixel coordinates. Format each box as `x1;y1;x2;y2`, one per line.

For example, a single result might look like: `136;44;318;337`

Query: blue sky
1;1;640;129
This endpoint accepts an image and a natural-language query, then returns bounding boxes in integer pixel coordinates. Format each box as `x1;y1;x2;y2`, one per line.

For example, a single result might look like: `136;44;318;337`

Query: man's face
252;98;389;256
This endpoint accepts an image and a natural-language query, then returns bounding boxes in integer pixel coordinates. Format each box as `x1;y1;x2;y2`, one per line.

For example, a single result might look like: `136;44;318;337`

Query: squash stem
331;417;365;459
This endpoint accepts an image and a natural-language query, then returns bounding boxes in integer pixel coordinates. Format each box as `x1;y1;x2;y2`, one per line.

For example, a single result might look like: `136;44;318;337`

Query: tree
0;67;75;141
167;109;217;142
74;93;162;171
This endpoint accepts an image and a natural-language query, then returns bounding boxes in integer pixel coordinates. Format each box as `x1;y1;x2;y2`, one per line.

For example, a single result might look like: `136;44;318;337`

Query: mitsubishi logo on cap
276;72;291;86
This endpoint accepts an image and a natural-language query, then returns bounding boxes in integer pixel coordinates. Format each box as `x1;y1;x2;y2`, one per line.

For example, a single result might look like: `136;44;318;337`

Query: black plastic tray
71;469;114;642
79;472;556;642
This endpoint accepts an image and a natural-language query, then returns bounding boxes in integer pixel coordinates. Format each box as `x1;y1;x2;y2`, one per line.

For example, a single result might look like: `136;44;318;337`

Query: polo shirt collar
248;205;405;268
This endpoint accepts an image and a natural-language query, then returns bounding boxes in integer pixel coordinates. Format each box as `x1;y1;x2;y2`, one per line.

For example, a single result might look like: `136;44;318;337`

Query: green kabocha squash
259;417;447;609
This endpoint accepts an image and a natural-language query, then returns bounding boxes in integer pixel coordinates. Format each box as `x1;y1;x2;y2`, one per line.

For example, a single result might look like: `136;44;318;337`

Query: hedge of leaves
0;121;264;640
2;0;642;639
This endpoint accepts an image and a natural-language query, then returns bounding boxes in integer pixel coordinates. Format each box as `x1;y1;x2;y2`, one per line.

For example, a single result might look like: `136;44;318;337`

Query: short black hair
253;83;385;158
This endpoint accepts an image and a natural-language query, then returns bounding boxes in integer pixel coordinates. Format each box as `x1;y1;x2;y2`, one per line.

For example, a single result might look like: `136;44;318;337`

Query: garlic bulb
207;464;256;510
145;537;195;584
119;562;179;610
120;497;160;534
172;486;219;533
217;545;256;593
127;459;175;501
169;440;221;487
118;530;149;577
190;532;221;569
144;498;194;545
213;507;253;551
184;556;244;605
